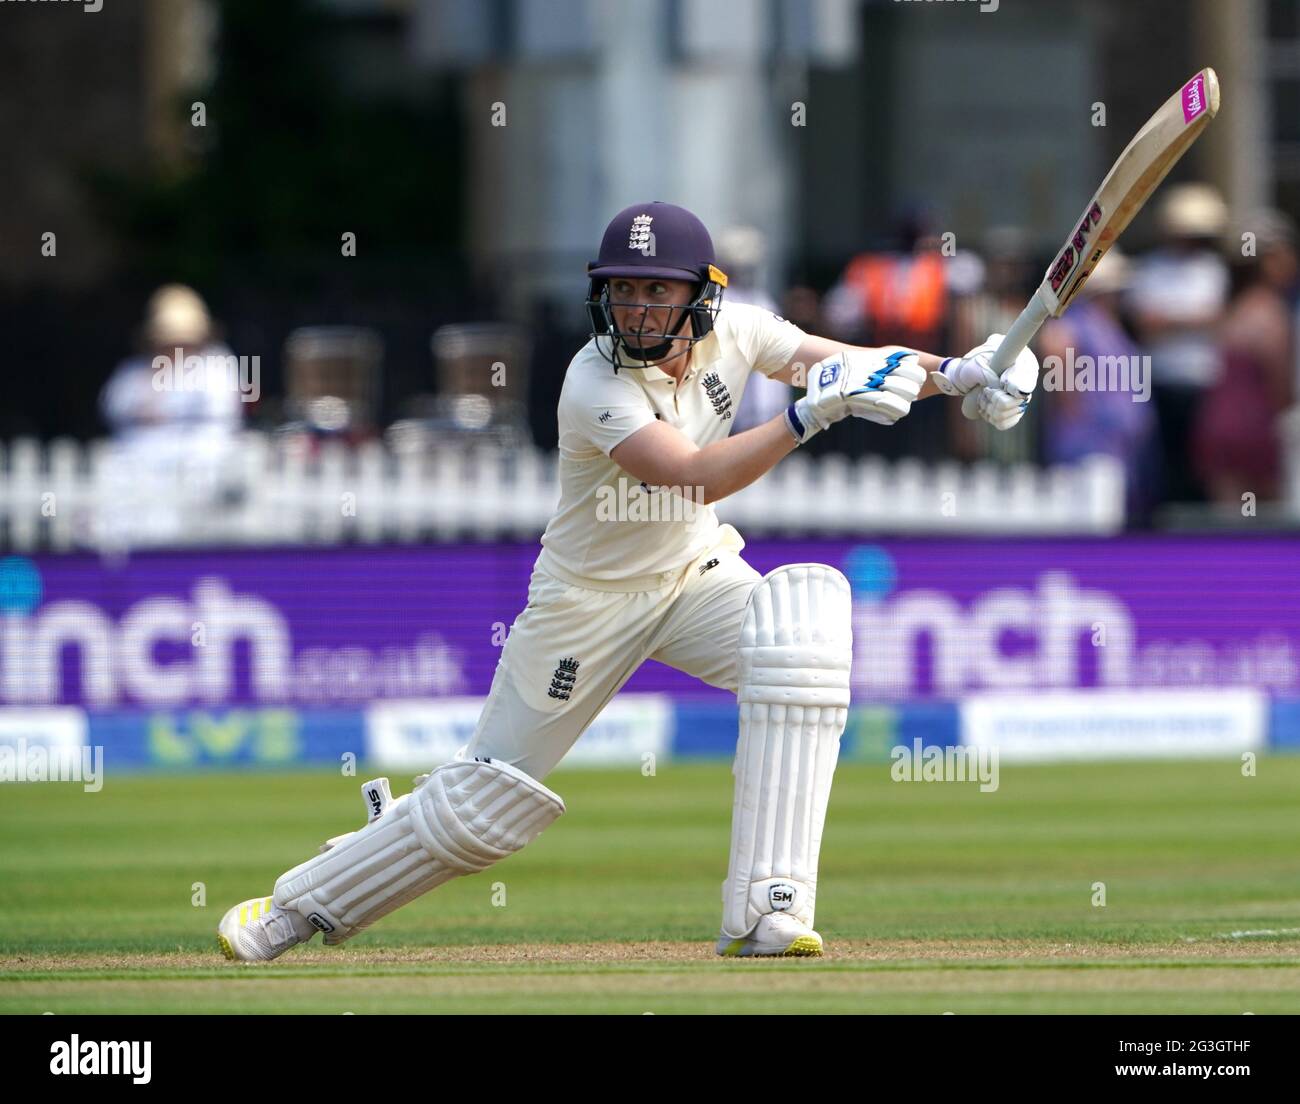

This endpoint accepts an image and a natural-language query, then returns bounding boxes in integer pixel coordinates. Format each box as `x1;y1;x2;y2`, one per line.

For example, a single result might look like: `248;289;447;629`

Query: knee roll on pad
274;757;565;945
722;563;852;939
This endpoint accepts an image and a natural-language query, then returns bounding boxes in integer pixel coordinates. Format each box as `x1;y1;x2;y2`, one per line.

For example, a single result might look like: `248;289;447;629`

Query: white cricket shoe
716;912;824;957
217;895;317;962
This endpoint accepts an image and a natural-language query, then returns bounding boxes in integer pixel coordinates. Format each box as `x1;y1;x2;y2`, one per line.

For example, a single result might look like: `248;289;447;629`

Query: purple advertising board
1;536;1297;708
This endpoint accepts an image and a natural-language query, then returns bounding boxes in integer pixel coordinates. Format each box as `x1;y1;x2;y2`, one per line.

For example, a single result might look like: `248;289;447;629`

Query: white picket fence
0;434;1126;552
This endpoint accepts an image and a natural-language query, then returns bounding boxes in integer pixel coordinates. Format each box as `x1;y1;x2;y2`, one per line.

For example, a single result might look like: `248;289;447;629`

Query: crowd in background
733;182;1300;524
99;183;1300;530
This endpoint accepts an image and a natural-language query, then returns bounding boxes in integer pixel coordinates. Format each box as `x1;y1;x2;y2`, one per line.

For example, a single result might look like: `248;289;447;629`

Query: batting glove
785;349;926;444
961;385;1032;431
929;333;1040;399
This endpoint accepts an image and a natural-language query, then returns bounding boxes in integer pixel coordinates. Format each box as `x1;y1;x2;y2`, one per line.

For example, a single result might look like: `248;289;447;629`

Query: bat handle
988;288;1054;390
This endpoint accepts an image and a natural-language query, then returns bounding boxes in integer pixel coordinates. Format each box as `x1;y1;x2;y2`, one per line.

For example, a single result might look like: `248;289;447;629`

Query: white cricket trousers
464;525;761;781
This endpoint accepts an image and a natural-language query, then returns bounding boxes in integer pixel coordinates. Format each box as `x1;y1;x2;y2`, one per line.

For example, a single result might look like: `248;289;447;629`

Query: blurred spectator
950;226;1031;354
100;285;245;450
948;226;1036;465
823;211;950;352
779;285;826;337
821;211;965;460
1127;183;1230;503
97;285;246;546
1038;249;1159;524
719;226;792;434
1193;209;1298;506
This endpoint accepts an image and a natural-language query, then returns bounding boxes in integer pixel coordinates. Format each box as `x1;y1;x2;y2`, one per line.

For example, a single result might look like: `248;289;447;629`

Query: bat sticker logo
1049;202;1104;294
1182;74;1206;122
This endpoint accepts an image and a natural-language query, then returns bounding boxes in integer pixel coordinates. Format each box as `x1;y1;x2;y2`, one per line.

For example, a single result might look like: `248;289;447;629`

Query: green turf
2;757;1299;1012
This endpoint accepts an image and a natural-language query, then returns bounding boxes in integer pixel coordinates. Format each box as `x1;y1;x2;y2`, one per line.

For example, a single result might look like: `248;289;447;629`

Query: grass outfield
2;758;1299;1013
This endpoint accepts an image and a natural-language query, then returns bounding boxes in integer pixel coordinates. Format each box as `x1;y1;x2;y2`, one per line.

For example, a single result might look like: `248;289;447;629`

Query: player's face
608;277;693;351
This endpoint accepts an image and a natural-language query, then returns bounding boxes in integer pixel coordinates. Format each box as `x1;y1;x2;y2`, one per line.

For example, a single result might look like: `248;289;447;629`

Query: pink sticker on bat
1182;74;1207;123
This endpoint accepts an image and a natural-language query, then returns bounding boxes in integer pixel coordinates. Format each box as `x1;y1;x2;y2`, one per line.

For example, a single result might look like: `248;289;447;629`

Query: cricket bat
987;67;1221;389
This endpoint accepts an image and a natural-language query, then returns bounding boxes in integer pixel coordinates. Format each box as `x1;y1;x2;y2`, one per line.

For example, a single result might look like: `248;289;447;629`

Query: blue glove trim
785;403;807;443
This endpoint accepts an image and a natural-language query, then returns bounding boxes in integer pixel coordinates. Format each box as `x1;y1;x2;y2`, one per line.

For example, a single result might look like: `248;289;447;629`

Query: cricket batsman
218;201;1039;961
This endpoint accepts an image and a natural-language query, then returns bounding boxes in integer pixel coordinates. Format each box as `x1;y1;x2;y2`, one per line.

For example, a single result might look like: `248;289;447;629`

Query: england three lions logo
628;215;653;254
702;372;733;420
548;657;580;701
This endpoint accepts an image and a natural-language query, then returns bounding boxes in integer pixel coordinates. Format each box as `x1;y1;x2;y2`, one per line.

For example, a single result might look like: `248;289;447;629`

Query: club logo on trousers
548;656;580;701
702;372;732;420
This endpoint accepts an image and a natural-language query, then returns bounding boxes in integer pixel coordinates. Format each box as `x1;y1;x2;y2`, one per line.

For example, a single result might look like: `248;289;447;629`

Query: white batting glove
929;333;1040;399
961;385;1032;431
785;349;927;444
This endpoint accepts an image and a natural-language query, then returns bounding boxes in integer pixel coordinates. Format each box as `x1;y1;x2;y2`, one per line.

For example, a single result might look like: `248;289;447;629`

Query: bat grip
988;288;1053;388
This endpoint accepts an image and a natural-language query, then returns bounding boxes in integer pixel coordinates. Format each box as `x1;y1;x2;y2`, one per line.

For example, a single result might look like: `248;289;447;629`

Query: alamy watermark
1040;349;1151;402
152;350;261;403
890;739;999;793
50;1036;150;1084
0;738;103;792
10;0;102;11
894;0;999;12
595;480;706;523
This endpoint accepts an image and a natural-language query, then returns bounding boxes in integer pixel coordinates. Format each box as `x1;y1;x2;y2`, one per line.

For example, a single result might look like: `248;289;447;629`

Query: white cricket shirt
537;301;806;582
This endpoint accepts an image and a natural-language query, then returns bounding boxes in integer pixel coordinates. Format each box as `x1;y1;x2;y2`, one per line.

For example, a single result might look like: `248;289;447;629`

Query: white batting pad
722;564;852;939
274;758;565;945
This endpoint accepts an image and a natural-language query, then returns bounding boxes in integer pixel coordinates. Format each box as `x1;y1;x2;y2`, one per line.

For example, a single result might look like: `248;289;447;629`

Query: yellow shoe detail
782;935;823;957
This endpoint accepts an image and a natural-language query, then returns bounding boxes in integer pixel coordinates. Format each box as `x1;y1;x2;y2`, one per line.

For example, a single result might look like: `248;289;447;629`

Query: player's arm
613;343;936;492
610;415;797;506
772;333;1040;432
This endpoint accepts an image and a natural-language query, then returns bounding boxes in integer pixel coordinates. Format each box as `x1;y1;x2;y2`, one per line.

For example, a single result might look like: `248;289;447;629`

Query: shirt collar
633;331;723;384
